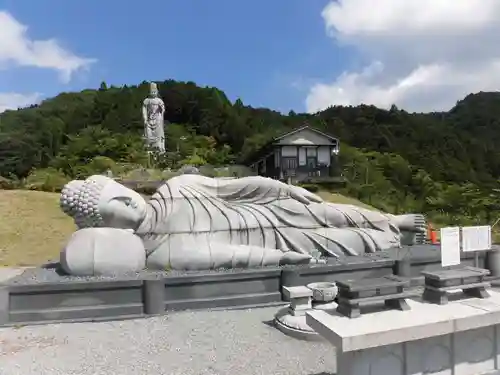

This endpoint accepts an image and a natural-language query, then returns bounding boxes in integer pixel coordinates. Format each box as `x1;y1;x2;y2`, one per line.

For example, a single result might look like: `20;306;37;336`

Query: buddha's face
97;180;148;230
150;88;158;97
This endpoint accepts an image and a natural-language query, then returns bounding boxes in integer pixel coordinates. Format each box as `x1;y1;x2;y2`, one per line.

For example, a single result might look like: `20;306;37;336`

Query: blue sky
0;0;355;113
1;1;497;114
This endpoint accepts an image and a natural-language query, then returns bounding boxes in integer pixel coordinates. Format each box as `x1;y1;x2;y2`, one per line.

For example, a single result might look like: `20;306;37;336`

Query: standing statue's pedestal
307;289;500;375
274;284;338;341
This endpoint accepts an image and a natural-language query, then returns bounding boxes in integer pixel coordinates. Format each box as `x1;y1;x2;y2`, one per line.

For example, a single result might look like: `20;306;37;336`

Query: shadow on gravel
262;319;275;328
41;261;67;276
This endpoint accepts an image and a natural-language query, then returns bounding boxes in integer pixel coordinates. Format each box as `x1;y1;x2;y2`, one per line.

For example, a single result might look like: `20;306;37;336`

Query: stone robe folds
135;175;404;270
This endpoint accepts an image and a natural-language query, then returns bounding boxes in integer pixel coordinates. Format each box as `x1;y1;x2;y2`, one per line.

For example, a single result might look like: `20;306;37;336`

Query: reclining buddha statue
58;173;426;276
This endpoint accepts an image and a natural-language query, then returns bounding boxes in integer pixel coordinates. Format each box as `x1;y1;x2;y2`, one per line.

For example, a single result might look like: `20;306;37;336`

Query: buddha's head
149;82;159;98
60;175;147;231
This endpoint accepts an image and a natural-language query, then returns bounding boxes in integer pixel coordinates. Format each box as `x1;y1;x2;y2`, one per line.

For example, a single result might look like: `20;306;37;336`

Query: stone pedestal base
307;289;500;375
337;325;499;375
274;307;321;341
275;285;337;341
274;302;337;341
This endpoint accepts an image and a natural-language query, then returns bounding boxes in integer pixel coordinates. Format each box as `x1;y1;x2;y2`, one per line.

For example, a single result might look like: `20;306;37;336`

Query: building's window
282;157;297;170
306;147;317;157
298;147;307;166
317;146;331;166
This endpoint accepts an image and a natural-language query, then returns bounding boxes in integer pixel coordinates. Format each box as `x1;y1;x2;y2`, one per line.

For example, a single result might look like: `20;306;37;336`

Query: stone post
143;279;165;315
282;286;313;316
0;287;9;325
393;258;411;278
281;268;301;301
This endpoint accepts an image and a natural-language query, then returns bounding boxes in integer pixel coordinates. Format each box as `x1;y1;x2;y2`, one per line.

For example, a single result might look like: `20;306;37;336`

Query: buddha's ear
98;197;125;218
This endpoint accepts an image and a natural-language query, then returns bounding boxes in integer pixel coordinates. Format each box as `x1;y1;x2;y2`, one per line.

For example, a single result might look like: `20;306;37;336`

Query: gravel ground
5;263;294;285
0;307;336;375
5;265;171;284
0;268;27;284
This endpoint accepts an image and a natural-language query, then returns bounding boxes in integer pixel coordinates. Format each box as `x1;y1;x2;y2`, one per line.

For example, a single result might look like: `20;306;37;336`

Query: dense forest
1;79;500;228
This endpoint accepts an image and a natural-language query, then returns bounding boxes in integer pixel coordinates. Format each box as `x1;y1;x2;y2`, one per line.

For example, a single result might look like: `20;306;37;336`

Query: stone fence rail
0;245;494;327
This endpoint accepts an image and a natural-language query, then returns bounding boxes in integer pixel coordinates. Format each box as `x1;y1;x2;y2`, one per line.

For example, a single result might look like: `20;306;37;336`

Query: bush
214;165;255;178
120;168;168;181
71;156;119;178
198;165;217;177
135;183;159;195
25;168;70;193
86;156;118;173
180;153;207;167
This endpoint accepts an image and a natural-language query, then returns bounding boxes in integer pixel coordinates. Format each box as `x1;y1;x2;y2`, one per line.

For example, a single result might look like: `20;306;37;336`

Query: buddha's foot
396;213;426;232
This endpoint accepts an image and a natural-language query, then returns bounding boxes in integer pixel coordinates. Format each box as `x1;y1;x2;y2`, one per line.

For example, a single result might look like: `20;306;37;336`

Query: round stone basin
306;282;338;302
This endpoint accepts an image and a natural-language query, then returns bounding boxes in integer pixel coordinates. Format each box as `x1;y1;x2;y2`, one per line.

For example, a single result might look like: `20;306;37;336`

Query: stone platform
336;275;414;318
422;266;491;305
307;289;500;375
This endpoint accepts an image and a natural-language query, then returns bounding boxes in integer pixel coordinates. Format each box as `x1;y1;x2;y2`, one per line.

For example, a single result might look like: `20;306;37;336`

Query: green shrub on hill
24;168;70;193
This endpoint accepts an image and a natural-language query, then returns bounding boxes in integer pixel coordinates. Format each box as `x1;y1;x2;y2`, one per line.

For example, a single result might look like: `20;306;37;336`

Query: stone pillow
60;227;146;276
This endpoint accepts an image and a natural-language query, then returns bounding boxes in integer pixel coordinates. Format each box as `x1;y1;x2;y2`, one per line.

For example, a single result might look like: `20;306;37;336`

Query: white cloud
0;10;96;112
306;0;500;112
0;92;41;113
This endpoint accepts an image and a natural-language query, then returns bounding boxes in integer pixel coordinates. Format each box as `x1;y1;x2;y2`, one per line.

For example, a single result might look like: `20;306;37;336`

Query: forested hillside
1;79;500;227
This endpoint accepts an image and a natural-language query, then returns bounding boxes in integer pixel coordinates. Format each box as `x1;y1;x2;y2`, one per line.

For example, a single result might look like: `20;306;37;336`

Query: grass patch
0;190;75;267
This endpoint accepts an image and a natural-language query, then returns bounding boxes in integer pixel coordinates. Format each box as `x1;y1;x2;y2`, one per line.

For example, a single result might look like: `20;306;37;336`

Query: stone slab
421;266;489;281
425;281;490;292
337;290;418;306
306;289;500;352
335;325;500;375
336;275;409;292
282;285;313;299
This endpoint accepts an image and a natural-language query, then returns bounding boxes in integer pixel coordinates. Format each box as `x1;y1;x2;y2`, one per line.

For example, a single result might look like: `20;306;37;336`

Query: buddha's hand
287;184;323;204
242;177;324;204
213;176;323;204
252;178;324;204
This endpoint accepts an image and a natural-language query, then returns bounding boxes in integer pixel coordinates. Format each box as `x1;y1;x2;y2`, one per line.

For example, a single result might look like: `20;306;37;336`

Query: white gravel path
0;268;30;283
0;307;336;375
